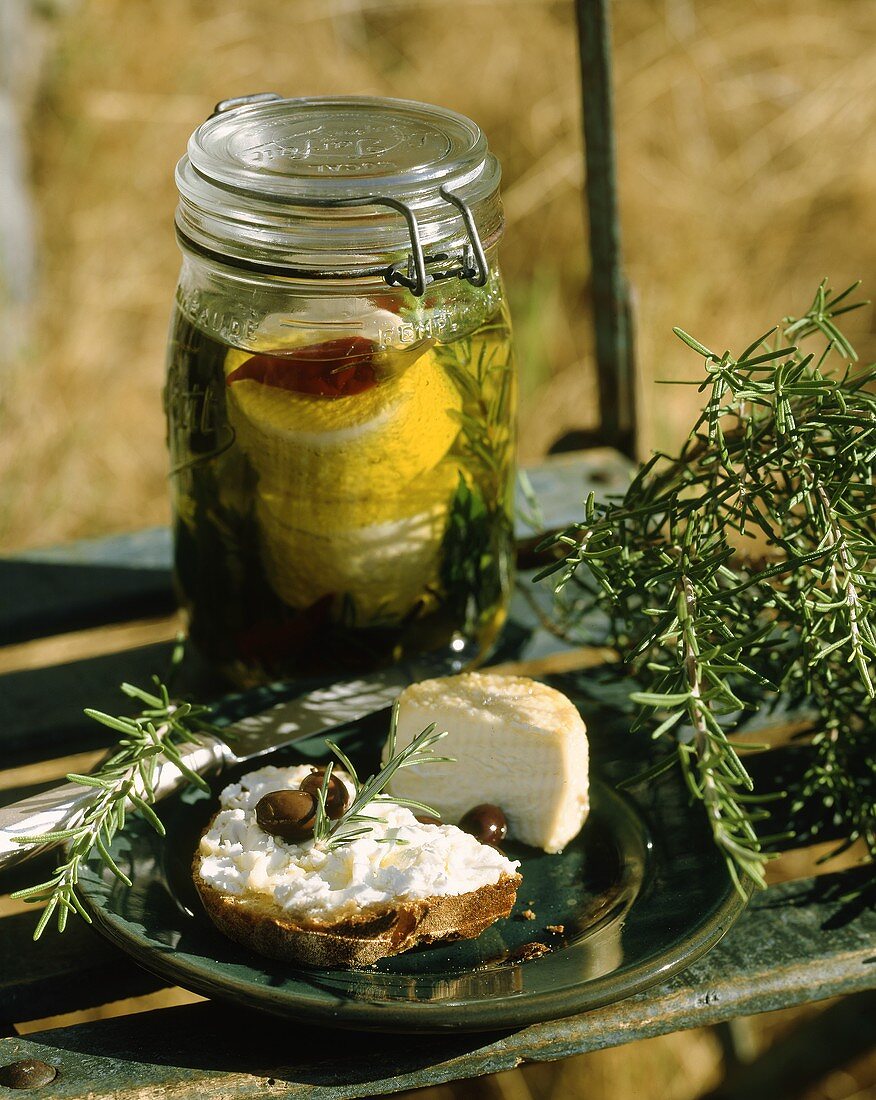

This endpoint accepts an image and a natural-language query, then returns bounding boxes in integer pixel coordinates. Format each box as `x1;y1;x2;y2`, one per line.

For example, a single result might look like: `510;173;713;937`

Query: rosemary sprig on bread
314;704;452;850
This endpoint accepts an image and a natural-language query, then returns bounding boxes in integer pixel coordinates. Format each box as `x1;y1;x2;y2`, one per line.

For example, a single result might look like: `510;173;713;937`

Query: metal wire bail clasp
384;186;489;298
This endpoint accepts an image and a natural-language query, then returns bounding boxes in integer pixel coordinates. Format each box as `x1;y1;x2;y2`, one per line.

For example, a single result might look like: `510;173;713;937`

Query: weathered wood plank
0;910;165;1024
517;449;631;527
0;871;872;1099
0;619;539;767
0;529;177;646
0;644;187;765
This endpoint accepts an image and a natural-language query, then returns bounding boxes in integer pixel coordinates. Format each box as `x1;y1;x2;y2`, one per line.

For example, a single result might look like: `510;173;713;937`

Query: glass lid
175;95;504;289
189;96;491;199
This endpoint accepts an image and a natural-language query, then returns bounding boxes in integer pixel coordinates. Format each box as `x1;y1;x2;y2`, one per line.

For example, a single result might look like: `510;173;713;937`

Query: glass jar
165;95;516;686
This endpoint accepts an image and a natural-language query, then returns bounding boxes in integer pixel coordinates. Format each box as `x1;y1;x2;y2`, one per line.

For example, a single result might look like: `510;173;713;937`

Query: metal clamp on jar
166;95;517;685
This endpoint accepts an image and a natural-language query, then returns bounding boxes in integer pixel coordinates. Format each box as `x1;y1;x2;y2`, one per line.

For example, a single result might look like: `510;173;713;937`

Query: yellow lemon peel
223;343;463;620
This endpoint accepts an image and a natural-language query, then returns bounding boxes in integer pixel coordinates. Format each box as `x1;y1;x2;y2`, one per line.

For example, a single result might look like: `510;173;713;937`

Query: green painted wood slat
0;644;182;765
0;871;872;1099
0;911;167;1024
0;530;177;647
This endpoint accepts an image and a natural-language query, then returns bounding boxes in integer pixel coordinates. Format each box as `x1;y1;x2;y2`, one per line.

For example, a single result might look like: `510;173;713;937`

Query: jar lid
175;95;504;293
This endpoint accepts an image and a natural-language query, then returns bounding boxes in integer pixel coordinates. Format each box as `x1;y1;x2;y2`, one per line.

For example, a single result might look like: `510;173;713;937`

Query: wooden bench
1;451;873;1099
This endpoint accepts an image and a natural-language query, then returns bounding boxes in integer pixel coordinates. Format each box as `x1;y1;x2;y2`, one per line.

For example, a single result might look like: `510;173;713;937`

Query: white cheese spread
387;672;590;853
197;764;519;922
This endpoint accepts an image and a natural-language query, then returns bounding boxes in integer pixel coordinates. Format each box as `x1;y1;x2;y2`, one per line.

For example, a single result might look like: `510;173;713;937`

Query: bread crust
192;822;521;968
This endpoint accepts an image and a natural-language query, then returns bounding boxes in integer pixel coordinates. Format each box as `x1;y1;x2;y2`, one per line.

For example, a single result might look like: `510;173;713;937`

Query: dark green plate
77;707;749;1032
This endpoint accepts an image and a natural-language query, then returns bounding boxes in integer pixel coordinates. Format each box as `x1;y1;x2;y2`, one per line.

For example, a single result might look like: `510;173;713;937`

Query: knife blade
0;664;417;873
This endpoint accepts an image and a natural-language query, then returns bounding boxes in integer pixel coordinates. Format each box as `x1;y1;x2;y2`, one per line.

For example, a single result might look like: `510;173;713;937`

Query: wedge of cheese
386;672;589;853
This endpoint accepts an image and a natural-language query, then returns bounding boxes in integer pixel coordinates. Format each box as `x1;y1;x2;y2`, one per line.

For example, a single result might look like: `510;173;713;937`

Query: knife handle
0;733;230;875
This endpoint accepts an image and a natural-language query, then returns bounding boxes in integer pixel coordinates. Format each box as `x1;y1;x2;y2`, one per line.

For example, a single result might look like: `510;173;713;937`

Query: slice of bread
193;856;521;968
193;763;522;968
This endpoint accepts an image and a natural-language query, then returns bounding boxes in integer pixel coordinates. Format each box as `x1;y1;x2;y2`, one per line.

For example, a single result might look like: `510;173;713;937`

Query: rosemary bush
537;281;875;892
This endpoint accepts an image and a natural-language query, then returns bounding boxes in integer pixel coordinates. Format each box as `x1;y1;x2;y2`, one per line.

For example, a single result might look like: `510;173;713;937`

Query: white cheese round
197;764;519;922
386;673;590;853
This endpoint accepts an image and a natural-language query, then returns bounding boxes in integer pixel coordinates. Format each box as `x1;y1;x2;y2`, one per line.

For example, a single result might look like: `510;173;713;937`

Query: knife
0;665;416;873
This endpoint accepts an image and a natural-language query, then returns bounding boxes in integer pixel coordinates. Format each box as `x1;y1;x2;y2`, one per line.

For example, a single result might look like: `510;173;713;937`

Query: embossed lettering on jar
165;96;517;685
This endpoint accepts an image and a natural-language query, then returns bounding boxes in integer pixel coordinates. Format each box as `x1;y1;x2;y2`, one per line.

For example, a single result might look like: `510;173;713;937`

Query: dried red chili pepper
226;336;378;397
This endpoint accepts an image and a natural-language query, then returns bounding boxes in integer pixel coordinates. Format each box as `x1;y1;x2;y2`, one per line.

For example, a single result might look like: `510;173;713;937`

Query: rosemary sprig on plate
10;680;222;939
312;703;452;850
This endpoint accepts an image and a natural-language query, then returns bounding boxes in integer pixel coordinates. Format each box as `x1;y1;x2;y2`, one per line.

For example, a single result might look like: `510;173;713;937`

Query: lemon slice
225;345;461;506
223;338;463;620
256;468;456;620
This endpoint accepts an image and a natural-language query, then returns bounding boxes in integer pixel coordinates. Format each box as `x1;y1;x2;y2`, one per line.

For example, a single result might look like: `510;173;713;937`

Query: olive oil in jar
166;302;516;684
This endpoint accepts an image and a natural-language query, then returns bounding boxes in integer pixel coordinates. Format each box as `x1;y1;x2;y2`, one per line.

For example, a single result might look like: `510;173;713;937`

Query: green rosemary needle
10;679;223;939
313;702;453;851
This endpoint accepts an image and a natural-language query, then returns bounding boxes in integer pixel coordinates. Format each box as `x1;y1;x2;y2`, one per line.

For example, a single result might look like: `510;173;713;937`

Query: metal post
575;0;637;458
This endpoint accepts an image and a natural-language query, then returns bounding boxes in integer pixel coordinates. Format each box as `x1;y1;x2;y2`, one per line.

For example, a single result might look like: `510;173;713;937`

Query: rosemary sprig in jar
536;280;875;894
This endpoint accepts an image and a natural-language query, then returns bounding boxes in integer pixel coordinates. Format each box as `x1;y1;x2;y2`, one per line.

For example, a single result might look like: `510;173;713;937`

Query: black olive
459;803;508;846
301;769;349;819
255;789;317;841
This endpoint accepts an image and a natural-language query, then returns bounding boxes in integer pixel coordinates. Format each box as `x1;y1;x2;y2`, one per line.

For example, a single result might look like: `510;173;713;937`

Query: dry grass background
1;1;875;1096
1;0;874;550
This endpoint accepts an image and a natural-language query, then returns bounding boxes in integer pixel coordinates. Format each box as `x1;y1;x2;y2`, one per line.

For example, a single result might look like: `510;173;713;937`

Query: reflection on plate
77;707;749;1032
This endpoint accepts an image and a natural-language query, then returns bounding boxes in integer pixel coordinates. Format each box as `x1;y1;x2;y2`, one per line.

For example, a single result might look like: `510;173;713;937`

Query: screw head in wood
0;1059;58;1089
